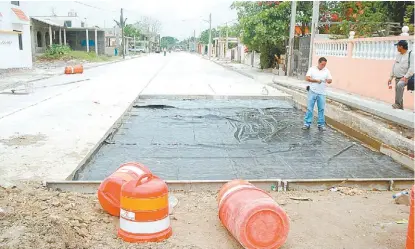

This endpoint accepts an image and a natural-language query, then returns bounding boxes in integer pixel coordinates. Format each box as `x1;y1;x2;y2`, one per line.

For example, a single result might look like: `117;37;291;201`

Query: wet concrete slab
75;99;413;180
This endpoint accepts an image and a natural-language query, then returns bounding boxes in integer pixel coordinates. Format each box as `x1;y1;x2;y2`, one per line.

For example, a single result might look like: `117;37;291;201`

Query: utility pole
194;29;196;53
208;13;212;60
309;1;320;68
287;1;297;76
114;9;126;59
121;8;125;59
225;23;229;59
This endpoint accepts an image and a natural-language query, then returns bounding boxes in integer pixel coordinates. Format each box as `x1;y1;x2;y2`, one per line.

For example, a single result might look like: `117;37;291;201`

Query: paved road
0;53;288;181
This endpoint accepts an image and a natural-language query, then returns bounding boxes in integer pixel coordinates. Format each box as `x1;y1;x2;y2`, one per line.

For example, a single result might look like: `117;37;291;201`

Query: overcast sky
22;0;238;39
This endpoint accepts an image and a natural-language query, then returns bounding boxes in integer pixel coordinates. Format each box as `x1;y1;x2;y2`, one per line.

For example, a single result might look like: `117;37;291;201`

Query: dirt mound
0;182;231;249
0;182;408;249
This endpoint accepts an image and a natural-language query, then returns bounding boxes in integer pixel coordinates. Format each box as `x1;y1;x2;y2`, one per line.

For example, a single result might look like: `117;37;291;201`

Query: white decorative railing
315;37;414;60
352;39;414;60
315;27;414;60
315;41;348;57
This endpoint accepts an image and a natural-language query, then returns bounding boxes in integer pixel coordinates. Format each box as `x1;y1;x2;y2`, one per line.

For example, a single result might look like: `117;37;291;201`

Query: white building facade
0;1;32;69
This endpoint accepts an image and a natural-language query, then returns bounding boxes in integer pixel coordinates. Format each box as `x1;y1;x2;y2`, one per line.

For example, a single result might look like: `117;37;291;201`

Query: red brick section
11;8;29;22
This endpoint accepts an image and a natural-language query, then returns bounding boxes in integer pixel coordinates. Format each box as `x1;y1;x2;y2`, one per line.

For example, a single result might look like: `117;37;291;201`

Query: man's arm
306;76;321;83
326;70;333;84
404;51;414;83
305;68;322;83
389;56;397;83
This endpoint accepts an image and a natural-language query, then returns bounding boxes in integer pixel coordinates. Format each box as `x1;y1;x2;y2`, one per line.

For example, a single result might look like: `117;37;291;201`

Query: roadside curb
45;178;415;193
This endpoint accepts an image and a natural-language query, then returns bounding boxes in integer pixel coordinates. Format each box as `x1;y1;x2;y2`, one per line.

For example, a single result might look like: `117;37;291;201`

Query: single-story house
30;16;105;56
0;2;32;69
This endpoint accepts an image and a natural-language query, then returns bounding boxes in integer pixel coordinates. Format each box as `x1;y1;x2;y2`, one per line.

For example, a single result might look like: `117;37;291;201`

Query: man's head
395;40;408;54
318;57;327;70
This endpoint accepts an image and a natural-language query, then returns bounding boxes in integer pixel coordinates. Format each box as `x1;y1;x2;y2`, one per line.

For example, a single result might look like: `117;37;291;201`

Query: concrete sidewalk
215;60;414;129
0;54;143;92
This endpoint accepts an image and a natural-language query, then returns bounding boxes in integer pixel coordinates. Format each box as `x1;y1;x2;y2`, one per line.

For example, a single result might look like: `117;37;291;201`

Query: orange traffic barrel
118;173;172;243
97;162;151;216
64;65;83;74
407;185;415;249
218;180;289;249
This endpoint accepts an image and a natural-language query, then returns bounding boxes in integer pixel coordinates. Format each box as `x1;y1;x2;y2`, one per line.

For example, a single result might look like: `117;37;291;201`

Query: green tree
232;1;291;68
379;1;414;25
320;1;414;37
217;23;241;38
160;36;178;49
124;24;140;38
326;2;388;37
199;28;220;45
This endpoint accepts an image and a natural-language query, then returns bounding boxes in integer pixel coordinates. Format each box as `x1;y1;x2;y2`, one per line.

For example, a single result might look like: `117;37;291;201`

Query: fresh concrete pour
75;99;413;180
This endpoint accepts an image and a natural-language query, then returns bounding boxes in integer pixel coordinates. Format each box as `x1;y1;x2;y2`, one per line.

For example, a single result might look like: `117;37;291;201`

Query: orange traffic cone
118;173;172;243
218;180;290;249
64;65;83;74
407;185;415;249
97;162;151;216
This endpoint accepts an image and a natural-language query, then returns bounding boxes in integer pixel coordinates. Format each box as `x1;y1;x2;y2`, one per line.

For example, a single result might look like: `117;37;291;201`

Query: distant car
155;48;161;53
129;47;146;53
175;48;181;52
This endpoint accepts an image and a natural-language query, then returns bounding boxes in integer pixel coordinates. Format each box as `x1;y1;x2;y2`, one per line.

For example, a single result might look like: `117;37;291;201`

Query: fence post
347;40;354;59
347;32;354;59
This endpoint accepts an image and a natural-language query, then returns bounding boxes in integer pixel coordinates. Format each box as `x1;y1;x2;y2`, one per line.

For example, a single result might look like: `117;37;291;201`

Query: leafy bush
67;51;111;62
259;43;283;69
39;46;112;62
44;45;71;58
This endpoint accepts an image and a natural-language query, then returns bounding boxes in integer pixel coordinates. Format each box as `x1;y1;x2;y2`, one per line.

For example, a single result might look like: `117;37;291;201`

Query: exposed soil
0;182;411;249
0;134;47;146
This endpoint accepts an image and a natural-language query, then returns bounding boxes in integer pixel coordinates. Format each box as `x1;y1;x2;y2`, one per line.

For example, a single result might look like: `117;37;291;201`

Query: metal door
293;36;311;79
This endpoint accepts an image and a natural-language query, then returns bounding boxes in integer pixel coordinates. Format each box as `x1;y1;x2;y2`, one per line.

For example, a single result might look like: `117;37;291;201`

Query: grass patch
38;45;115;62
66;51;113;62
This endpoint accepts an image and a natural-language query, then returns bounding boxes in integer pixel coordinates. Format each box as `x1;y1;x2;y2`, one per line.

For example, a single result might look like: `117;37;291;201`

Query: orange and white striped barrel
64;65;83;74
218;180;290;249
407;185;415;249
118;173;172;243
97;162;151;216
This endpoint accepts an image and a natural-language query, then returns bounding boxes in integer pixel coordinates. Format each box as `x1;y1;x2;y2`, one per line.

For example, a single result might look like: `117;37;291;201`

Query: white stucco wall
44;16;84;28
0;2;32;69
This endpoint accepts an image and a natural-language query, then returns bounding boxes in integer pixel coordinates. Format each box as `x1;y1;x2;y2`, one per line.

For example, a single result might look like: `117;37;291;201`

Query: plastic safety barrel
98;162;151;216
218;180;290;249
64;65;83;74
118;173;172;243
407;185;415;249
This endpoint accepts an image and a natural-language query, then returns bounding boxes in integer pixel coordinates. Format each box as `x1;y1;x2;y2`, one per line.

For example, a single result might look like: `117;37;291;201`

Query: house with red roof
0;1;32;69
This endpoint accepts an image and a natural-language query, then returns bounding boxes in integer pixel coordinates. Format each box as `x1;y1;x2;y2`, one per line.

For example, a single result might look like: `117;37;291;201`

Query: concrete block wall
67;30;105;55
244;52;251;66
105;47;115;56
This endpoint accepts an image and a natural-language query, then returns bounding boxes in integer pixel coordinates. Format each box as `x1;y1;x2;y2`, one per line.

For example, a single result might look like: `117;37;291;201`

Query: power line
74;1;118;13
217;19;238;27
